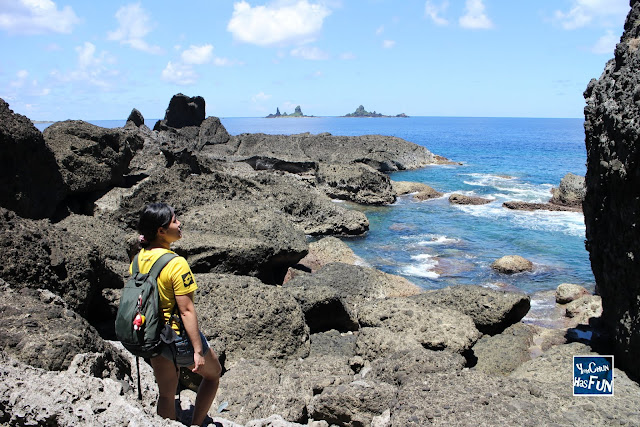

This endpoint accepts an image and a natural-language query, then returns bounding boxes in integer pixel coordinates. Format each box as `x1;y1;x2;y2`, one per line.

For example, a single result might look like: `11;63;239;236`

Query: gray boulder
366;348;466;386
308;379;397;427
354;326;424;361
565;295;603;325
194;274;310;368
309;330;356;359
173;201;308;283
358;297;481;353
316;163;396;205
43;120;143;196
391;180;442;200
472;322;535;376
555;283;590;304
0;98;65;219
583;8;640;377
295;236;364;272
412;285;531;335
550;172;585;208
449;193;492;205
0;286;121;372
491;255;533;274
284;263;421;319
285;284;359;333
217;356;352;425
0;208;108;316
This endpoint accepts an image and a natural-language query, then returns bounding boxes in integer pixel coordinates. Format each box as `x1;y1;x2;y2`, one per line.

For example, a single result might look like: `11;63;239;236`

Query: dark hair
137;203;175;247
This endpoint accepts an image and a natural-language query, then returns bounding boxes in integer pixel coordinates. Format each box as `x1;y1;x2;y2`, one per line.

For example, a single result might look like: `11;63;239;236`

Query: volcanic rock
472;322;535;376
502;201;579;212
550;172;585;208
565;295;603;325
154;93;205;129
43;120;143;197
194;274;309;368
555;283;590;304
491;255;533;274
582;1;640;379
358;297;481;353
449;193;492;205
126;108;144;127
316;163;396;205
308;379;397;427
0;98;65;219
203;131;451;172
173;201;308;283
296;236;364;272
0;286;122;372
0;208;110;316
392;180;442;200
412;285;531;335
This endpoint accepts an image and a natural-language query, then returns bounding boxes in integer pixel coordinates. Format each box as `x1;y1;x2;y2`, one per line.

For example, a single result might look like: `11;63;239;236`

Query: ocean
36;116;593;323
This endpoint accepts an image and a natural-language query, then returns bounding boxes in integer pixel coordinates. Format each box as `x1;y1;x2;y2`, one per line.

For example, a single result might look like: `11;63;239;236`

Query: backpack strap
148;252;178;279
131;253;140;275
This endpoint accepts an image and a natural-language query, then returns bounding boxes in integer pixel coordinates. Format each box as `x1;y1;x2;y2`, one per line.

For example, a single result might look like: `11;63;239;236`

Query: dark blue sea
37;117;592;323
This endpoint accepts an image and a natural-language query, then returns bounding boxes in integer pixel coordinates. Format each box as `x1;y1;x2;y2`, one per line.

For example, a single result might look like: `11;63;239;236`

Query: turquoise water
37;117;593;300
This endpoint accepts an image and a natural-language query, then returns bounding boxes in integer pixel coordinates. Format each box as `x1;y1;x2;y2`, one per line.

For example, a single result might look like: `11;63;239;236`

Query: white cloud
0;0;79;35
107;3;163;54
252;92;271;103
382;39;396;49
161;61;198;85
340;51;355;60
376;25;384;35
181;44;214;65
554;0;629;30
213;57;244;67
425;0;449;26
227;0;331;46
51;42;118;89
592;29;619;54
290;45;329;60
459;0;493;30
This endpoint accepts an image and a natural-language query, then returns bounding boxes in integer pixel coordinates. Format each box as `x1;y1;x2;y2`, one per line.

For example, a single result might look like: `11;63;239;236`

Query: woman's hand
192;351;206;373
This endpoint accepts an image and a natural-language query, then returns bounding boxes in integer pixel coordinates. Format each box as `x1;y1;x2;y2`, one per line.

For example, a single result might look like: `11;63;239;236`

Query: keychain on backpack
133;294;145;331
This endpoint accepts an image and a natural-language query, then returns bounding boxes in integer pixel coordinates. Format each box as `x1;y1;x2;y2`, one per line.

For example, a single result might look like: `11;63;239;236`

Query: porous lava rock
43;120;143;196
154;93;205;129
472;322;535;376
126;108;144;127
0;98;65;219
550;172;585;208
583;1;640;379
412;285;531;335
315;163;396;205
555;283;590;304
194;274;310;368
449;193;492;205
491;255;533;274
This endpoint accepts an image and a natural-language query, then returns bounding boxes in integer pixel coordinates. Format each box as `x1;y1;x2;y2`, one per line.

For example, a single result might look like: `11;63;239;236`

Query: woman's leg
150;355;179;420
191;349;222;426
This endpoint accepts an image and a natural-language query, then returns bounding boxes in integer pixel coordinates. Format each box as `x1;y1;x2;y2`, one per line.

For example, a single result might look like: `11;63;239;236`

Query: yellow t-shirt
129;248;198;333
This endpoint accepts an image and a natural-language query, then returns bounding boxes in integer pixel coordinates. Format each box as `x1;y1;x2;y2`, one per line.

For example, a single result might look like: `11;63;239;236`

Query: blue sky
0;0;631;120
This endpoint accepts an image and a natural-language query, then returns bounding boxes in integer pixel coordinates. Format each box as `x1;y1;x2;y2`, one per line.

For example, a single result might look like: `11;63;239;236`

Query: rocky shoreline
1;86;639;426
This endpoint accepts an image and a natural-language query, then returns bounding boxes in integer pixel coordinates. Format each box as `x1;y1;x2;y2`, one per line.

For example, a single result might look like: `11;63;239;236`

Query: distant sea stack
343;105;408;118
266;105;312;118
583;2;640;380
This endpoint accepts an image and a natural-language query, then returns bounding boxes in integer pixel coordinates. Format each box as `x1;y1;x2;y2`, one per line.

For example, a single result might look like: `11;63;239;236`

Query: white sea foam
402;254;440;279
455;201;585;237
417;235;461;246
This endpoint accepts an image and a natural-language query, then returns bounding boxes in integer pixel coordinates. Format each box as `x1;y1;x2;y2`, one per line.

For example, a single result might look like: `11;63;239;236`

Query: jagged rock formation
583;0;640;380
0;99;65;219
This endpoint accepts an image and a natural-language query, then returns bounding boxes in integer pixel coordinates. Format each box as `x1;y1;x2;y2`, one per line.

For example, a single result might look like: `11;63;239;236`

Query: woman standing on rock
134;202;221;426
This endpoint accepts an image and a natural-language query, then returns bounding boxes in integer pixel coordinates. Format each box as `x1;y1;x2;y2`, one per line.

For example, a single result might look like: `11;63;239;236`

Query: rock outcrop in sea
583;0;640;381
1;88;639;425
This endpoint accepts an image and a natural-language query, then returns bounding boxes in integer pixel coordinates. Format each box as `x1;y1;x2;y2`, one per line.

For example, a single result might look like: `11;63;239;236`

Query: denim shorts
160;330;210;367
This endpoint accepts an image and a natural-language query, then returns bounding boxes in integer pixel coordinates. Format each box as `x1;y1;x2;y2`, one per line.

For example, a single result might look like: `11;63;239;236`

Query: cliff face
583;0;640;379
